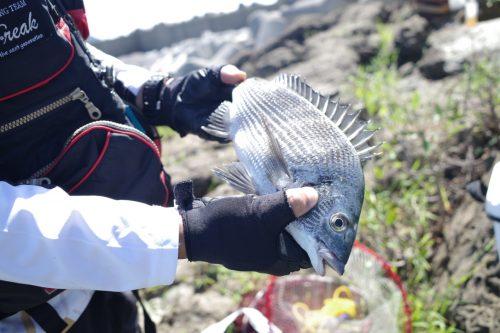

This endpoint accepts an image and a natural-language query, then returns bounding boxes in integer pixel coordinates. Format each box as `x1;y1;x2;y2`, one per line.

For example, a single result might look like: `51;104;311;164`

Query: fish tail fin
201;101;232;141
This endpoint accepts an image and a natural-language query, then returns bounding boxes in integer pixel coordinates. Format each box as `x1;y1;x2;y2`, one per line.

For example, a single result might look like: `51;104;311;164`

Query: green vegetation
157;126;178;141
152;22;498;332
193;264;266;303
351;23;498;332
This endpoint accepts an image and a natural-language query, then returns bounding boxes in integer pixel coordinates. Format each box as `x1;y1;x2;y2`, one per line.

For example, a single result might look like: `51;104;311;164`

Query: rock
242;41;306;77
249;0;351;50
283;30;358;95
162;135;236;197
249;10;288;49
234;0;388;95
394;14;429;65
94;1;287;56
149;285;237;333
432;163;500;333
334;0;388;35
147;29;253;76
350;30;381;65
419;18;500;79
208;182;240;197
233;4;342;76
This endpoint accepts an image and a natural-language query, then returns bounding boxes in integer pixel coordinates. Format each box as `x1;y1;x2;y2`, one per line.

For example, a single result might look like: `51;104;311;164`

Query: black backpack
0;1;171;331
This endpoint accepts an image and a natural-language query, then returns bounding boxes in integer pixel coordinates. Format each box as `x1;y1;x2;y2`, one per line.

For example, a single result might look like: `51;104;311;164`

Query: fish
202;74;379;276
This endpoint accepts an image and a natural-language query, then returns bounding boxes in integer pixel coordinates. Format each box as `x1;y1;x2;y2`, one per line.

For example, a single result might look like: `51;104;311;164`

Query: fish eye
329;213;349;232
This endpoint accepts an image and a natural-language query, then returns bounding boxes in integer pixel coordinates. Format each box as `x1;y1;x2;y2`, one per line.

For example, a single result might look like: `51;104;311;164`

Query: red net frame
246;241;412;333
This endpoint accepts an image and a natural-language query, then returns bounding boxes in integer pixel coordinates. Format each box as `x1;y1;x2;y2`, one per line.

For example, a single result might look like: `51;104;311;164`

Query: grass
350;22;499;332
157;126;178;141
152;21;498;332
193;264;266;303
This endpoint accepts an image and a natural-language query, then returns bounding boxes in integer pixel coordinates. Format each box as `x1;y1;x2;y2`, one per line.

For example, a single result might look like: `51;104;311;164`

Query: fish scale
236;82;351;177
203;74;379;276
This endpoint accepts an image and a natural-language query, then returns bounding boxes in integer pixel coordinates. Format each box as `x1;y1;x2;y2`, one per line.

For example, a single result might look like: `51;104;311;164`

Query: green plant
462;56;499;134
351;23;463;332
157;126;177;141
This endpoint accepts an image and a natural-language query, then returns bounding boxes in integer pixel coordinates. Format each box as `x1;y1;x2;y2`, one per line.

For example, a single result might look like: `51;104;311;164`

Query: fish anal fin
213;162;256;194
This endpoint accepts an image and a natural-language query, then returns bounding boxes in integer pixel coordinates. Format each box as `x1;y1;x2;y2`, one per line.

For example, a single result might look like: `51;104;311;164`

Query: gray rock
150;285;237;333
249;0;350;50
93;1;287;56
146;29;253;76
208;183;241;197
394;14;429;65
419;18;500;79
243;41;306;78
249;10;288;49
432;162;500;332
350;29;381;64
162;135;236;197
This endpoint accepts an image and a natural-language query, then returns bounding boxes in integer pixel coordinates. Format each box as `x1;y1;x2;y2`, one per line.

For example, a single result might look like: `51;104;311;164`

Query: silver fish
202;74;379;276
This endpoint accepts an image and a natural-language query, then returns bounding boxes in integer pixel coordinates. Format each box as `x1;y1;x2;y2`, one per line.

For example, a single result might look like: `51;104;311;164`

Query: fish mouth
312;243;346;276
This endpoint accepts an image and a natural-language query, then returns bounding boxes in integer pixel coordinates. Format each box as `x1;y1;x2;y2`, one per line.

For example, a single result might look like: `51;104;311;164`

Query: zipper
0;88;102;135
29;121;161;180
25;120;170;206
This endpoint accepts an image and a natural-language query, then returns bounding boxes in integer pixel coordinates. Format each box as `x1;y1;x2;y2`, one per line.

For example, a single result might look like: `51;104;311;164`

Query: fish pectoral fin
213;162;257;194
201;101;232;141
261;114;293;189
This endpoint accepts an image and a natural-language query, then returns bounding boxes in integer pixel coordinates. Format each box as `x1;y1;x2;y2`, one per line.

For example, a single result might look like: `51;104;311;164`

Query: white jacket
0;181;180;291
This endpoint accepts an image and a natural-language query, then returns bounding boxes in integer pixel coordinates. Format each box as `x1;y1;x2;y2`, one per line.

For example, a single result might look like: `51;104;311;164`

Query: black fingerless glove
175;181;311;275
144;66;234;142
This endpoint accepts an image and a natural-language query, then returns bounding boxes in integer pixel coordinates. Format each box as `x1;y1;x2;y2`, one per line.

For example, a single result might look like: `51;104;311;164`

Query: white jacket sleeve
86;43;152;96
0;181;180;291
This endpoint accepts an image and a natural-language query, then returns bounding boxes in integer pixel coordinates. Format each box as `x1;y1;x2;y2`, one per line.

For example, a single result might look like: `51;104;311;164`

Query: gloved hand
175;181;317;275
153;65;246;142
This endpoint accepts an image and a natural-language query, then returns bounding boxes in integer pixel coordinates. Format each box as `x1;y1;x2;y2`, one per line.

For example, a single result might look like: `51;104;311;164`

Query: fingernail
221;65;247;84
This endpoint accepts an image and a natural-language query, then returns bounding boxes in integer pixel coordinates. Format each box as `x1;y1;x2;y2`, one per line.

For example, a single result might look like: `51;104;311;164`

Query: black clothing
175;181;312;275
147;66;235;142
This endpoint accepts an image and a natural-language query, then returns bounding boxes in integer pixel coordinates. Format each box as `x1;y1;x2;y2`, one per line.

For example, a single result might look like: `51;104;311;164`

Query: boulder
148;284;237;333
249;10;288;49
147;29;253;76
432;160;500;332
419;18;500;79
394;14;430;65
162;135;236;197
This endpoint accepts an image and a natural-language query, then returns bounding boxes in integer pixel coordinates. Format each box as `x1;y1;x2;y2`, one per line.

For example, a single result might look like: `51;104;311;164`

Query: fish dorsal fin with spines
274;73;380;164
201;101;232;141
213;162;257;194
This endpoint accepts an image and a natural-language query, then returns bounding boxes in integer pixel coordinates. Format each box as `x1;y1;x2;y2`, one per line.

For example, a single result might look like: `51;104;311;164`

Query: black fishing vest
0;0;127;182
0;1;168;332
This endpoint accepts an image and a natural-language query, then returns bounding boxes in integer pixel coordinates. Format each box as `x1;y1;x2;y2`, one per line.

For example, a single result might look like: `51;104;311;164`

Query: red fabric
68;132;111;193
44;125;170;206
68;9;90;40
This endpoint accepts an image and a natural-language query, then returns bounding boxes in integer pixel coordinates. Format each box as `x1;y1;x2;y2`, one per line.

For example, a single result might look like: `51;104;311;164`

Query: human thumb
220;65;247;85
286;187;319;218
